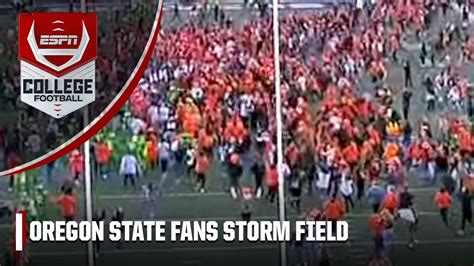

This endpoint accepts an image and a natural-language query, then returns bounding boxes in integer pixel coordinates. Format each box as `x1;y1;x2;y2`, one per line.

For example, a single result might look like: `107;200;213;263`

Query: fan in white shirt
340;175;354;197
46;119;59;135
191;86;204;102
340;174;355;212
316;168;330;196
447;86;461;108
147;104;159;126
213;44;223;58
166;116;178;133
158;64;170;83
26;133;41;154
158;104;170;124
130;117;146;135
239;94;254;118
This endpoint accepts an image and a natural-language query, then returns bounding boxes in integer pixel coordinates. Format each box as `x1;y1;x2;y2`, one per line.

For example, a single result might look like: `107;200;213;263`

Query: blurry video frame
1;0;474;266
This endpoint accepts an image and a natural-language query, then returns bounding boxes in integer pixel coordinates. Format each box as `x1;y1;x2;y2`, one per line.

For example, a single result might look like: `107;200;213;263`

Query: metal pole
272;1;286;266
81;0;87;12
80;2;95;266
83;107;94;266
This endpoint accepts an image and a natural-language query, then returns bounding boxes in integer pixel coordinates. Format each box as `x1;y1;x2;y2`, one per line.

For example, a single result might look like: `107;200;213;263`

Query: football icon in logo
28;19;90;71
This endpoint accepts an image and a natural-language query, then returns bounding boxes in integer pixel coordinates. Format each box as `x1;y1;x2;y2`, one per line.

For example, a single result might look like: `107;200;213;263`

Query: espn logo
39;35;78;46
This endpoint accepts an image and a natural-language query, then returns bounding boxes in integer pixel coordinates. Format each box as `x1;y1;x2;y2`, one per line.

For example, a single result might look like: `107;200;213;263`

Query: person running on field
369;210;386;255
289;170;303;213
92;209;106;257
380;208;395;252
265;163;279;203
340;174;355;213
111;207;125;249
144;130;158;170
323;194;346;232
381;186;399;215
240;186;253;222
69;149;84;185
195;151;211;193
458;186;472;235
366;181;386;213
250;153;265;198
434;187;452;227
228;151;243;199
142;182;158;219
159;138;171;177
119;150;141;188
398;186;418;248
94;139;111;180
52;187;77;222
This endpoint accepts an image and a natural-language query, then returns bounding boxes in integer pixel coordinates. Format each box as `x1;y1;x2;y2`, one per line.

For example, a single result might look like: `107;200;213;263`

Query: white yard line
98;187;437;200
99;191;227;200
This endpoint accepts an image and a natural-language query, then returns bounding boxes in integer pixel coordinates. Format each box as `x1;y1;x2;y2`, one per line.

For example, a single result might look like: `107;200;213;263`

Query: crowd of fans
2;0;474;265
91;0;474;264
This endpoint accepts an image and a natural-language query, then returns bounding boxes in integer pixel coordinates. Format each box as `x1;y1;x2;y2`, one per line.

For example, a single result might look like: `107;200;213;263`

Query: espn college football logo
18;13;97;118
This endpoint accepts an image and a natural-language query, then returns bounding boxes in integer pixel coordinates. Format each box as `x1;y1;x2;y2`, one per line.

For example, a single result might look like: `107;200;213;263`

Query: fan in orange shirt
224;116;248;145
342;141;360;169
323;195;346;232
53;187;77;221
198;127;215;155
195;151;211;193
183;112;201;138
381;187;399;215
144;134;158;170
434;188;452;227
383;142;400;163
458;129;472;157
95;139;112;180
361;140;374;164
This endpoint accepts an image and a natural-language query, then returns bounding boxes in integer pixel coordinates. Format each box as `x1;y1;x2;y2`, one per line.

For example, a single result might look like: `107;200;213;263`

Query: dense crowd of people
84;1;474;264
95;0;474;264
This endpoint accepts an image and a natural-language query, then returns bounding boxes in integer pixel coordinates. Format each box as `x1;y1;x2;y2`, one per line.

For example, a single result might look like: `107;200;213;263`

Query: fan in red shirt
265;164;279;203
53;188;77;222
323;195;346;233
343;141;360;170
69;149;84;184
195;151;211;193
434;188;452;227
323;195;346;221
94;138;112;180
369;212;385;254
381;187;399;215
